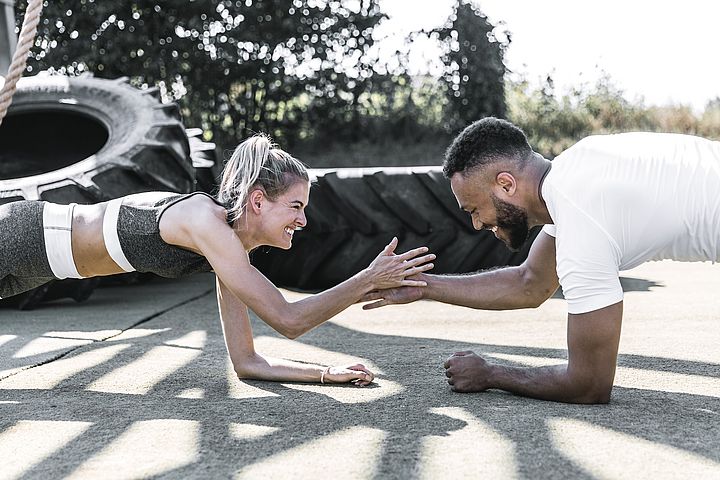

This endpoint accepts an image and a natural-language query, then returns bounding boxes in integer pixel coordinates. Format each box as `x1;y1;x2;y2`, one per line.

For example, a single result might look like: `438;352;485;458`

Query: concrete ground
0;261;719;479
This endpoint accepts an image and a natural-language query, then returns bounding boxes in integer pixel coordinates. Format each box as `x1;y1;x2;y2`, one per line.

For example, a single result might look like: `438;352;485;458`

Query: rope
0;0;43;127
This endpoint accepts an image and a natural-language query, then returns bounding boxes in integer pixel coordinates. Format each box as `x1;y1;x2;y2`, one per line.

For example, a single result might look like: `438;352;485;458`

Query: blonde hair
218;134;309;222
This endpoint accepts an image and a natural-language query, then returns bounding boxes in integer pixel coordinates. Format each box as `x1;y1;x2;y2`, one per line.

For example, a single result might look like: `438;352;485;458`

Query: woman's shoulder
157;192;232;249
117;191;176;207
171;192;229;225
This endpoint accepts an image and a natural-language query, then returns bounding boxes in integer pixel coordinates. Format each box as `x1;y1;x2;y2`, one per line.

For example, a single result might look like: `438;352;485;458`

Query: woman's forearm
233;352;325;383
286;244;435;337
284;271;374;338
232;241;433;339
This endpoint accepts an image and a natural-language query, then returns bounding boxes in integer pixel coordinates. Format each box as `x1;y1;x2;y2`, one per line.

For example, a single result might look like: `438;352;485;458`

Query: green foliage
508;75;720;159
507;77;591;158
434;0;507;133
17;0;506;151
699;98;720;138
21;0;388;149
17;0;717;167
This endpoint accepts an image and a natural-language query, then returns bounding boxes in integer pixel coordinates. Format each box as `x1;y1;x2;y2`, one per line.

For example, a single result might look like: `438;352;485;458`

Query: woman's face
260;180;310;249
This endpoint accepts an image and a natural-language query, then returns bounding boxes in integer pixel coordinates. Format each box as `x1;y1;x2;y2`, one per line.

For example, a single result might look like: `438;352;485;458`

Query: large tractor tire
0;75;194;202
0;75;196;308
250;166;541;290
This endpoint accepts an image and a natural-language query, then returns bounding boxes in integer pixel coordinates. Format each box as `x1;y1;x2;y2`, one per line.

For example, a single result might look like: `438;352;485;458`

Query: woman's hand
363;237;435;290
323;363;375;386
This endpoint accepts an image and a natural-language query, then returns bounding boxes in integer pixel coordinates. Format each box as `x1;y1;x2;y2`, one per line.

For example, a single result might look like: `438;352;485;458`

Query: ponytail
218;134;308;222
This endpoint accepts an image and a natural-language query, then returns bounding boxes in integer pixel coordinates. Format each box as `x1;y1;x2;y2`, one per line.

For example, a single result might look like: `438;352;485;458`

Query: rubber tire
0;75;195;308
250;167;541;290
0;75;194;202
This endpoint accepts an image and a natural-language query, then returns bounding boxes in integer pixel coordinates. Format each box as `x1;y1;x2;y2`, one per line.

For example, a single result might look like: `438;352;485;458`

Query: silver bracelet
320;366;331;384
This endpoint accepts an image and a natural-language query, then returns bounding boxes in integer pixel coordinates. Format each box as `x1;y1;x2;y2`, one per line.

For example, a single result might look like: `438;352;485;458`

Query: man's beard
490;193;531;252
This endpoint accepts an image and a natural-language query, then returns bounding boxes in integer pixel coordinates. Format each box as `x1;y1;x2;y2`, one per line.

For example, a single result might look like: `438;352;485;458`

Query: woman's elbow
232;353;264;379
276;318;304;340
283;328;302;340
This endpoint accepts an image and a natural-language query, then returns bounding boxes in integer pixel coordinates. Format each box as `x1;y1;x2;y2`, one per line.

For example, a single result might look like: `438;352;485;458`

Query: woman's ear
248;189;265;214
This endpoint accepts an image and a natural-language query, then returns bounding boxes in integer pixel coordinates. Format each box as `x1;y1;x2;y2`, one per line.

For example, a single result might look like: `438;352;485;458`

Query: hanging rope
0;0;43;127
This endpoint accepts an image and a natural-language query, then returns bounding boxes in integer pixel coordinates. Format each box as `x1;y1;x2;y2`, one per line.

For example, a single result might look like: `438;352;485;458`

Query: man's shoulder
561;132;713;160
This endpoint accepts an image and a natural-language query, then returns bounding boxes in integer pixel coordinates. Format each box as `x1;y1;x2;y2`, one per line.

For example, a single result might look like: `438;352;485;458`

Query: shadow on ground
552;276;664;298
0;275;717;478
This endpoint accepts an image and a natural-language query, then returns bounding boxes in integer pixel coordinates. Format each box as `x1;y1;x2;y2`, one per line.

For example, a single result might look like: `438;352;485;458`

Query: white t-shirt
541;132;720;314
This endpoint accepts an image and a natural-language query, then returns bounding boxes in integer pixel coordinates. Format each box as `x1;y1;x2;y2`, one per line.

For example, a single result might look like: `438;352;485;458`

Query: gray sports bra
116;191;231;278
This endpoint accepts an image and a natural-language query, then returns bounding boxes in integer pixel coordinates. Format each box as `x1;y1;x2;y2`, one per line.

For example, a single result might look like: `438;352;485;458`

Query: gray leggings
0;201;56;299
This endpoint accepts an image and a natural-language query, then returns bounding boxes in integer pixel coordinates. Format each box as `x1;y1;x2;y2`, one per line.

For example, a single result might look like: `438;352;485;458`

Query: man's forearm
422;267;548;310
489;363;612;404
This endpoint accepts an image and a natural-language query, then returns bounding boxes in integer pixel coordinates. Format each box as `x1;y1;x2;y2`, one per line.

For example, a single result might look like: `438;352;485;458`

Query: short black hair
443;117;533;178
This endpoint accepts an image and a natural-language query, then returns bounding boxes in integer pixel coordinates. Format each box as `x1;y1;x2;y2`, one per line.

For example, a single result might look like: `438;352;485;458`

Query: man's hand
360;285;424;310
443;351;494;392
441;302;623;403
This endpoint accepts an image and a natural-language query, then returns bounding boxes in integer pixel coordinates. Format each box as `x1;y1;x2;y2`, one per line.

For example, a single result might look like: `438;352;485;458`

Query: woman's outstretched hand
323;363;375;386
363;237;435;290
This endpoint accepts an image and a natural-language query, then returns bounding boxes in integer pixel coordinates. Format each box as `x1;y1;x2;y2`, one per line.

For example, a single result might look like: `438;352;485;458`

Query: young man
363;117;720;404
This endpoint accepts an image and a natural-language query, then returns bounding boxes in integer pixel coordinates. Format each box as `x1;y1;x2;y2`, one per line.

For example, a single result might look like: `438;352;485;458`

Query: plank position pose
0;134;435;386
363;117;720;403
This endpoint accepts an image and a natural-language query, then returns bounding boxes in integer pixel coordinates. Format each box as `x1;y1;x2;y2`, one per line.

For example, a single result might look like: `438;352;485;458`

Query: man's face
489;192;530;251
450;170;531;252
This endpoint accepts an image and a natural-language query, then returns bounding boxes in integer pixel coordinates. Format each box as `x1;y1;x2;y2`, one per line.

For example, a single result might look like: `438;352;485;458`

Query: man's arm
362;231;559;310
445;300;623;404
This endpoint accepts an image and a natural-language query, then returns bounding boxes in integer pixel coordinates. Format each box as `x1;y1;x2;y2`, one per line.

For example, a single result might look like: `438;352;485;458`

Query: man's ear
248;189;265;214
495;172;517;196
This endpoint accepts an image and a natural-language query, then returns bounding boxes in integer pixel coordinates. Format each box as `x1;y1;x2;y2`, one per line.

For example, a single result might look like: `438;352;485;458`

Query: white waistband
103;198;136;273
43;203;84;279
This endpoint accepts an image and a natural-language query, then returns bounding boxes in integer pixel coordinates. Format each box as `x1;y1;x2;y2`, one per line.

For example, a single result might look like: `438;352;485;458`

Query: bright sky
377;0;720;110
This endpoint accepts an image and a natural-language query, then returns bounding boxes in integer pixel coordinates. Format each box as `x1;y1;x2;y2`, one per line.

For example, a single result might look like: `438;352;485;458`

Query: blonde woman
0;134;435;385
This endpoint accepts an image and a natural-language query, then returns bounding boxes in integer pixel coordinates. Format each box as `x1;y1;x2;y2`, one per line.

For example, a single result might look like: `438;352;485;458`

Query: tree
20;0;386;149
435;0;508;133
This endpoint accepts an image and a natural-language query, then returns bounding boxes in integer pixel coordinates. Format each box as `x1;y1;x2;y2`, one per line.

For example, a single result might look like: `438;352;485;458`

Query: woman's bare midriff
71;203;125;277
70;192;177;277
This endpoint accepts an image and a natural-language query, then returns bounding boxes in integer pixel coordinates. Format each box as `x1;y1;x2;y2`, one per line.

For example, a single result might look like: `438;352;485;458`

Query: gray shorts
0;201;56;298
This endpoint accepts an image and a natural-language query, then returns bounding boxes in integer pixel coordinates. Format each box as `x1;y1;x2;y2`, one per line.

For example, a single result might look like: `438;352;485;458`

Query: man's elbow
571;378;614;404
574;387;612;404
519;269;557;308
521;288;550;309
523;284;556;308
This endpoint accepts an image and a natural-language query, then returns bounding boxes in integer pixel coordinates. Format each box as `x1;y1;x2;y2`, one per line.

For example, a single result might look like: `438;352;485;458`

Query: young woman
0;134;434;386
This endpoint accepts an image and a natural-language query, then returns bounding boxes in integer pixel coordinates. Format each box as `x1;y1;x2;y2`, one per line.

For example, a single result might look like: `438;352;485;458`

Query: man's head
444;118;536;252
443;117;533;178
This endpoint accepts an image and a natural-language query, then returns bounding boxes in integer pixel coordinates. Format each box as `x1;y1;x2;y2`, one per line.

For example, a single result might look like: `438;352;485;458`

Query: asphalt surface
1;261;719;479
